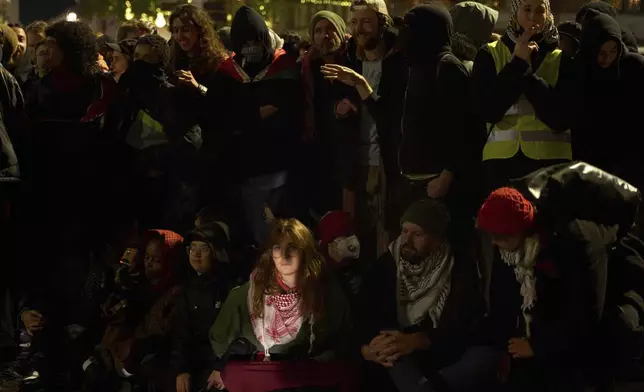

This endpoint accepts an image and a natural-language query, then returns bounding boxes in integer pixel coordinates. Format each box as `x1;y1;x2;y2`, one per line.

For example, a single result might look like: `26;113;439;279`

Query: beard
400;244;423;264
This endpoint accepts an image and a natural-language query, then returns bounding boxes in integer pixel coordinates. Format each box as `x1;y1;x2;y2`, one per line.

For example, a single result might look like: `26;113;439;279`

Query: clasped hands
361;331;429;368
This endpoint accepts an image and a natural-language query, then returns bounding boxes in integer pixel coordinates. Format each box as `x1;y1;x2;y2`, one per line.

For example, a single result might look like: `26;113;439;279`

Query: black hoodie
575;1;639;53
572;11;644;186
222;5;303;179
398;4;472;180
230;5;273;77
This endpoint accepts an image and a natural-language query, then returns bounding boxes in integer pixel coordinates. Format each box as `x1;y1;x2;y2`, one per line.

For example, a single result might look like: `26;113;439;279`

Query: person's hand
508;337;534;359
376;331;430;367
335;98;358;118
260;105;279;120
207;369;225;390
175;70;199;89
426;170;453;199
97;54;109;73
320;64;365;87
176;373;191;392
513;25;540;63
21;310;44;335
361;333;395;364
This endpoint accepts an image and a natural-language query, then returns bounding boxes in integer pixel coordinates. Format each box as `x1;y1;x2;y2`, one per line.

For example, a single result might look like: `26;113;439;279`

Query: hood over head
403;4;453;65
450;1;499;49
309;10;348;45
579;9;623;74
576;1;618;23
230;5;272;61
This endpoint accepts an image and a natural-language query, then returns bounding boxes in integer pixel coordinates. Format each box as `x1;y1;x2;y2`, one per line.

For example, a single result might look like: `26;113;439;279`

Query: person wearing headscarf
301;11;360;219
450;1;499;71
472;0;575;192
217;5;303;247
571;10;644;189
575;1;639;53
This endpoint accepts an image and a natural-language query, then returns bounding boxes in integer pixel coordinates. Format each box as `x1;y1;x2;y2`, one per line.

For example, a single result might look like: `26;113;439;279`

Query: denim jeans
241;171;288;246
387;346;502;392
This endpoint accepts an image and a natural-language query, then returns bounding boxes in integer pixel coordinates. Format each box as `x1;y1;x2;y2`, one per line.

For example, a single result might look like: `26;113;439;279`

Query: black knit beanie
400;199;451;238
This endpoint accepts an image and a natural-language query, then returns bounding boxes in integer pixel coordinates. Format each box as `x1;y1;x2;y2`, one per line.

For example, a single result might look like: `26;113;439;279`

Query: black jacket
170;273;230;375
347;26;407;183
222;5;304;179
397;4;473;180
357;241;483;366
571;12;644;188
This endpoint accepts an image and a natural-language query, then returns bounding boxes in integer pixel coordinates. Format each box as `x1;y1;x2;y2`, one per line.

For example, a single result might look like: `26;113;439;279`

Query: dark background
20;0;75;24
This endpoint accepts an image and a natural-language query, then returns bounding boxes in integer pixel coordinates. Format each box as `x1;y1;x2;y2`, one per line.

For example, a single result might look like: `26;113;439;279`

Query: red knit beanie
477;187;535;235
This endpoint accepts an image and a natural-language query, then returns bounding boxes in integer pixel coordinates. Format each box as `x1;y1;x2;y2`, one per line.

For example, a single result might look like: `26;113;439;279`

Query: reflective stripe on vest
483;40;572;161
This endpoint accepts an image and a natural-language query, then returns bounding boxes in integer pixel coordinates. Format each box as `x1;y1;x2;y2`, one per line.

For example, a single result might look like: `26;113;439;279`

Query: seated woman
209;218;354;391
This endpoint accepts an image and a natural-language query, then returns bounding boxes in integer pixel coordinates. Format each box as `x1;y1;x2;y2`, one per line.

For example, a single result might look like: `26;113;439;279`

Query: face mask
328;235;361;262
241;45;264;63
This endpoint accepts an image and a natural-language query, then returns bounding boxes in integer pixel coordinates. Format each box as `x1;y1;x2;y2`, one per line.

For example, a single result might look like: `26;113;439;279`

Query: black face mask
122;60;165;88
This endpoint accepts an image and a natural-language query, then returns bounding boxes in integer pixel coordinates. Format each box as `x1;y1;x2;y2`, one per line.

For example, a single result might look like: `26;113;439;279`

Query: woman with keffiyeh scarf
209;219;354;391
472;0;576;192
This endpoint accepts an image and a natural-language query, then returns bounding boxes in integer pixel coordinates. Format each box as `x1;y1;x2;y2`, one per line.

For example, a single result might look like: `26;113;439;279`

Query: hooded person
449;1;499;71
557;21;582;57
219;5;303;247
571;10;644;188
472;0;576;192
396;4;479;227
575;1;639;53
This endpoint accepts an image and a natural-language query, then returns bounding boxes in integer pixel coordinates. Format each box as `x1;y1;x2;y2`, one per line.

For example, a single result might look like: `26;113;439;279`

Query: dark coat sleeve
169;290;191;375
434;60;470;174
472;46;528;125
521;54;577;133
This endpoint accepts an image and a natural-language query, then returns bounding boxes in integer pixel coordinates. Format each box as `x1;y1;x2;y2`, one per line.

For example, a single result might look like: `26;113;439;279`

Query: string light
155;10;167;28
299;0;351;6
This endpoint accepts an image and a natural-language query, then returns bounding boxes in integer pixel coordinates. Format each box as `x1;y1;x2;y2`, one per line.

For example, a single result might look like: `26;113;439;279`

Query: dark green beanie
310;11;347;43
400;199;451;238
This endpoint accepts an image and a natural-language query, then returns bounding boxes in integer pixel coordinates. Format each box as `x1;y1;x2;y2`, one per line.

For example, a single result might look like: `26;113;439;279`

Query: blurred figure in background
558;21;582;57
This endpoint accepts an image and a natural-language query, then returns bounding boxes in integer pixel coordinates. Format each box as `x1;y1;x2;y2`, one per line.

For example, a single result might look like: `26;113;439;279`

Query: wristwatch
198;84;208;97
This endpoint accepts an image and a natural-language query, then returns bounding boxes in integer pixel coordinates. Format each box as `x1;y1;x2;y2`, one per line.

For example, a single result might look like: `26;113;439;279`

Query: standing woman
209;219;353;391
472;0;574;191
572;10;644;190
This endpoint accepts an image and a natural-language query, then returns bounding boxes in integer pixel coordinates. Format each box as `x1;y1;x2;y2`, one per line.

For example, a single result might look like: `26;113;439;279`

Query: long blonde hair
251;219;326;320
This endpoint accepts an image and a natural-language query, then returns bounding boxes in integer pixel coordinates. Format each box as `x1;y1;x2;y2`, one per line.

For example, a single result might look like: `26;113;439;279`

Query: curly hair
45;21;98;77
117;19;156;41
169;4;227;76
26;20;47;35
136;34;170;67
251;219;326;321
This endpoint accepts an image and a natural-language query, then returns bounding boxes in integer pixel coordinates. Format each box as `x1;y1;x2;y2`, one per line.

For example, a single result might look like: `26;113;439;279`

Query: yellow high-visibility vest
482;40;572;161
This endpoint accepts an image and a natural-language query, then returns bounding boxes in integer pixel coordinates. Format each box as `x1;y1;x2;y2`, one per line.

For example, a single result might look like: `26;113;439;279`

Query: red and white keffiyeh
248;279;304;359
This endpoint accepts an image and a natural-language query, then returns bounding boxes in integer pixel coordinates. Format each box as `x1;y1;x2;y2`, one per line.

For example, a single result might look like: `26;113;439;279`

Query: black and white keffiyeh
391;236;454;328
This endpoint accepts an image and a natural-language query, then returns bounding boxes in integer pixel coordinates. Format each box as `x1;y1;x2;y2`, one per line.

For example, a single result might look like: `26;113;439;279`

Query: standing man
321;0;407;259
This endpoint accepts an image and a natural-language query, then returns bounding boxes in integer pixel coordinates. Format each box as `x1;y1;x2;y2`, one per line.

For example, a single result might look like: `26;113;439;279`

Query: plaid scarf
248;278;304;358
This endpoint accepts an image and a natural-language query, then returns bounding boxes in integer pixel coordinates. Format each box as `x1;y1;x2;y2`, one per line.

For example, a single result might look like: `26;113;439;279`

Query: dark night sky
20;0;75;24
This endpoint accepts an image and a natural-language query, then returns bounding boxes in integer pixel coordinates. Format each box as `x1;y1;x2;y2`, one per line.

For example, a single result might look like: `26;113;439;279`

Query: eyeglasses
187;244;211;255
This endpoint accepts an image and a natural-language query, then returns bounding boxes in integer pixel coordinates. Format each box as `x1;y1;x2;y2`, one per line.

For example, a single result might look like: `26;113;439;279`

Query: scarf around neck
248;276;306;359
506;0;558;45
391;236;454;328
499;235;540;337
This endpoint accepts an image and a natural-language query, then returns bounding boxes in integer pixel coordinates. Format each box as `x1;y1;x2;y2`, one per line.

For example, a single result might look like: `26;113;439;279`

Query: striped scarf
392;237;454;328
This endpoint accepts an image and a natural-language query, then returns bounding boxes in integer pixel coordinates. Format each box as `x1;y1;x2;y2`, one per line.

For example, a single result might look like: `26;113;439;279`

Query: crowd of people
1;0;644;391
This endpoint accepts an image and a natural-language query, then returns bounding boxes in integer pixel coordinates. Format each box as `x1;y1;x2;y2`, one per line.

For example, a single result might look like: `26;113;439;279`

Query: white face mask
328;235;361;262
241;45;264;63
